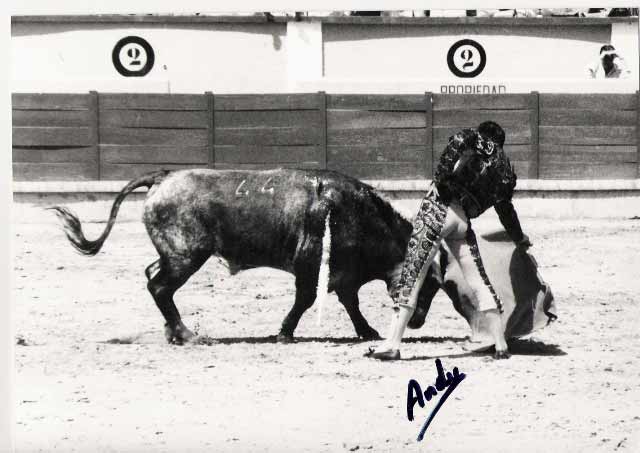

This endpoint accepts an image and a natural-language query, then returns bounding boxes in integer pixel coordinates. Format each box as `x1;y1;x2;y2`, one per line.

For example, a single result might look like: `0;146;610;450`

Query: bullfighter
366;121;531;361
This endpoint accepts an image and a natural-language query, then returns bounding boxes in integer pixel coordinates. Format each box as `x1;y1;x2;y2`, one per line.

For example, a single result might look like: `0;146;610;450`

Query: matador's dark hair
478;121;506;147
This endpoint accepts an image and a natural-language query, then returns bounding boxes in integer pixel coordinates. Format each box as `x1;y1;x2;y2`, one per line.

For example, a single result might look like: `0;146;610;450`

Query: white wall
317;22;638;93
11;22;288;93
10;18;639;94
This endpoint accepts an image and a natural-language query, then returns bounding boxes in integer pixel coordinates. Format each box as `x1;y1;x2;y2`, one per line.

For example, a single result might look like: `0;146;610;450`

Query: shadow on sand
190;334;470;346
403;338;566;361
103;334;469;346
102;335;565;360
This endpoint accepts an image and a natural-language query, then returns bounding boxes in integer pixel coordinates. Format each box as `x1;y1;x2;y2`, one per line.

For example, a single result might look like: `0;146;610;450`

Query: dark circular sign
447;39;486;78
112;36;155;77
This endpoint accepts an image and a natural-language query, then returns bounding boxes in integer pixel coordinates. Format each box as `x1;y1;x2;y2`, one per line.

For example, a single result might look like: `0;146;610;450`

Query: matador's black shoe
364;347;401;361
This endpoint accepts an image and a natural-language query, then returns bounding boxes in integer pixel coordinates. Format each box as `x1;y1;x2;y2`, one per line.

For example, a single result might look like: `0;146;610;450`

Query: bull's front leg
336;287;381;340
277;274;317;343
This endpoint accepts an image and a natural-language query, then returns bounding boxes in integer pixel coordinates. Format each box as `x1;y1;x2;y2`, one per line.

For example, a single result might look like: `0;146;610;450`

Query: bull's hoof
276;332;296;344
493;349;511;360
359;329;382;341
165;323;195;346
407;308;427;329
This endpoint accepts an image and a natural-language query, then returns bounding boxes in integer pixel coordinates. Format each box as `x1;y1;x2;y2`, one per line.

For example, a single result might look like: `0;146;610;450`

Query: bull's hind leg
145;259;160;280
146;256;206;345
336;287;381;340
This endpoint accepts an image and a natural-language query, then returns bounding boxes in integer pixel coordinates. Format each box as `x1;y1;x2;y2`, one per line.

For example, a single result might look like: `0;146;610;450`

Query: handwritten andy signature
407;358;466;442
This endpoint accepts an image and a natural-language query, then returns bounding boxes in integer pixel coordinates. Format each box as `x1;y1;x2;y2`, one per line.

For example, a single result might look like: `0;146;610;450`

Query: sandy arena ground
12;214;640;453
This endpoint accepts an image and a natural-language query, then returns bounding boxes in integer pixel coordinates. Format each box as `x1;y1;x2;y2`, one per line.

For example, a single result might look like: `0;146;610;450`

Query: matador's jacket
392;129;525;313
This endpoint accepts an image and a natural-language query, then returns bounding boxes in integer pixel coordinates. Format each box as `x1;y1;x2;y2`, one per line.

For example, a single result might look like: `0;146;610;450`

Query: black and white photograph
7;1;640;451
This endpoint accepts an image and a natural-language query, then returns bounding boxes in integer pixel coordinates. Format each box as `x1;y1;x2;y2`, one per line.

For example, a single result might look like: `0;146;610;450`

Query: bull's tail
48;170;169;256
315;210;332;326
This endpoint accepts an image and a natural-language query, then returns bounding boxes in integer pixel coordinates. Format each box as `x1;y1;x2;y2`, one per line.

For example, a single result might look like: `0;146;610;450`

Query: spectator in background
608;8;636;17
585;8;610;17
313;11;349;17
493;9;517;17
550;8;588;16
587;44;631;79
477;9;537;17
350;11;381;16
381;10;428;17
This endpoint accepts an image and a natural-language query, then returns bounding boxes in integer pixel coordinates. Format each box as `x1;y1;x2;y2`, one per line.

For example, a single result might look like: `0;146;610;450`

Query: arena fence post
318;91;328;170
89;90;101;180
637;90;640;178
425;91;434;178
529;91;540;179
206;91;215;169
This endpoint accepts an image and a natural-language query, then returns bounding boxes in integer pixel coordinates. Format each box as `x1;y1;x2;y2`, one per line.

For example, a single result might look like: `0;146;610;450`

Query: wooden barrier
12;93;97;181
11;91;640;182
538;93;638;179
213;93;324;171
326;94;428;179
97;93;209;180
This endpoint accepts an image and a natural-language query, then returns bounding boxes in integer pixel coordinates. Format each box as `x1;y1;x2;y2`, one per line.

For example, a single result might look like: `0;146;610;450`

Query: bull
49;168;443;344
50;168;556;347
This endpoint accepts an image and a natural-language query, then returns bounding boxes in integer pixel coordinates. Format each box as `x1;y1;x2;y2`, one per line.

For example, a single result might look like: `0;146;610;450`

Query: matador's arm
494;200;530;247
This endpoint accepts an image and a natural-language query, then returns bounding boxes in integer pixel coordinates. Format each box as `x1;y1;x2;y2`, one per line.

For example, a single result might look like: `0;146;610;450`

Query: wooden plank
12;147;98;163
100;145;209;164
327;110;425;130
100;110;209;128
214;94;319;111
503;144;535;162
215;162;323;171
318;91;328;170
215;145;319;164
99;128;209;146
215;128;320;146
12;110;90;127
425;92;434;178
100;163;205;180
539;163;636;179
12;162;98;181
89;91;100;179
434;126;530;146
433;94;529;110
540;145;638;163
207;92;215;169
530;91;540;179
540;94;637;110
12;127;92;147
431;144;534;168
329;128;425;146
327;162;427;180
539;126;636;145
540;109;636;126
637;90;640;178
12;93;89;110
327;145;424;163
327;94;425;111
99;94;207;111
433;110;530;127
512;160;537;179
214;110;320;129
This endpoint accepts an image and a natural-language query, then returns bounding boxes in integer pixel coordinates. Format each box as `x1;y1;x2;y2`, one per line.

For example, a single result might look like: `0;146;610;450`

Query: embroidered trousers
392;189;503;313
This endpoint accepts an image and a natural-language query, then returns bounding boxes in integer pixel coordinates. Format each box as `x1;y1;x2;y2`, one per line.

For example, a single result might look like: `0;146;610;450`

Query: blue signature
407;358;466;442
